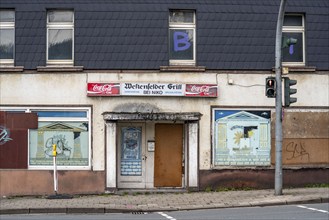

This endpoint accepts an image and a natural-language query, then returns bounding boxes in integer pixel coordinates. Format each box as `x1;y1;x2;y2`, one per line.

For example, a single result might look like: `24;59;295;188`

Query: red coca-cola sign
87;83;120;96
185;84;218;97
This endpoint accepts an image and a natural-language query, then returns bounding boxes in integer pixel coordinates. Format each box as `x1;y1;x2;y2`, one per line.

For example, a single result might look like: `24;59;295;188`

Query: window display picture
29;121;89;167
213;109;271;166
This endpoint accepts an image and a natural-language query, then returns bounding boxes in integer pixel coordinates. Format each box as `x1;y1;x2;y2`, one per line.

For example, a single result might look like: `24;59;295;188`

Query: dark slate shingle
1;0;328;70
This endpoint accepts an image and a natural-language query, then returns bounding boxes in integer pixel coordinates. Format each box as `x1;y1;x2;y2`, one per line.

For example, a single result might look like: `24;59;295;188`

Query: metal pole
47;143;72;199
53;155;58;194
275;0;287;196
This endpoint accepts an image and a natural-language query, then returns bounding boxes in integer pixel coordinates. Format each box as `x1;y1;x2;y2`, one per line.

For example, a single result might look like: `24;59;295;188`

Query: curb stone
1;188;328;215
0;198;327;215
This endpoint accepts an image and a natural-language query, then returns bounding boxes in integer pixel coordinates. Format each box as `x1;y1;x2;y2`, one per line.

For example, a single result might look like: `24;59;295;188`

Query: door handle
142;155;147;160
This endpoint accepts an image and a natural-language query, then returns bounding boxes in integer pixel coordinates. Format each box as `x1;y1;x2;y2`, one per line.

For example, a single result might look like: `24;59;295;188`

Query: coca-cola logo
93;84;112;93
185;84;218;97
190;85;210;94
87;83;120;96
91;84;118;94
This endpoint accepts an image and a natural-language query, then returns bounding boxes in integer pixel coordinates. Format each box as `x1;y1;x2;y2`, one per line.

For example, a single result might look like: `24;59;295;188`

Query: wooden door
154;124;183;187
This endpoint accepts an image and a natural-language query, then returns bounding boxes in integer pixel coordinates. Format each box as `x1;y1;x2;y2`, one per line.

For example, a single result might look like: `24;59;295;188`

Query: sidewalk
1;188;328;215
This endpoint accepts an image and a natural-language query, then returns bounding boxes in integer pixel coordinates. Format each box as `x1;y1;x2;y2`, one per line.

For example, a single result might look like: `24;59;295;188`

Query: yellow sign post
46;144;72;199
52;144;58;194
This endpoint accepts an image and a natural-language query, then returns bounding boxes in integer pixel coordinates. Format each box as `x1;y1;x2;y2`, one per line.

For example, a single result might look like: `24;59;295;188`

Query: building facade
0;0;328;196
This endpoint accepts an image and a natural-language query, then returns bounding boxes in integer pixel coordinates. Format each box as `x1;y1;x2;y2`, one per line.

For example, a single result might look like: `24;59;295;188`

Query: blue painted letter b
174;32;191;52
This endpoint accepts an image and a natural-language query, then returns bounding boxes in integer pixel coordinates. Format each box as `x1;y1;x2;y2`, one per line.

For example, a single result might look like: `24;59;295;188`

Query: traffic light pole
274;0;287;196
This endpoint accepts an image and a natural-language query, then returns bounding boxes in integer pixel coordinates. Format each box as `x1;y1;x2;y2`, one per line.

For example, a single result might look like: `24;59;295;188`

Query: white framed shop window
46;10;74;65
169;10;196;66
212;109;271;167
28;108;91;170
0;107;91;170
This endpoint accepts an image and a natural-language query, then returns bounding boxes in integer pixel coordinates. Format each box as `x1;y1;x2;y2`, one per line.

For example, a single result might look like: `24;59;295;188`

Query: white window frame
282;14;305;66
0;10;15;66
0;106;91;170
211;108;272;168
46;10;74;66
169;10;196;66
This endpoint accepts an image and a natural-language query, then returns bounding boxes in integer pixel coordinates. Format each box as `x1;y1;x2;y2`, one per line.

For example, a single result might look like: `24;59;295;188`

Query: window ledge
272;66;316;72
0;66;24;72
160;65;206;72
37;66;84;72
211;166;272;170
284;66;316;72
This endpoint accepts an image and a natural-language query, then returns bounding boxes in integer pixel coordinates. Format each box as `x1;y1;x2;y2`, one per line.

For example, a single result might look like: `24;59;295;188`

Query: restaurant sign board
87;83;217;97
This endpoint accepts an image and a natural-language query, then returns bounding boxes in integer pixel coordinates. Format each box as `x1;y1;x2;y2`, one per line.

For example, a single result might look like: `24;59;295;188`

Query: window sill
272;66;316;72
211;166;272;170
0;66;24;72
37;66;84;72
160;65;206;72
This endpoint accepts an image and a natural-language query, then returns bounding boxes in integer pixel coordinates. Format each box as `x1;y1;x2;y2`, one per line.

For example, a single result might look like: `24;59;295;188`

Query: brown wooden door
154;123;183;187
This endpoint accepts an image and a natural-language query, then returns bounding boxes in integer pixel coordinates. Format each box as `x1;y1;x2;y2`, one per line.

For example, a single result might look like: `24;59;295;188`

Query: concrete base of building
199;167;329;190
1;168;327;196
0;170;105;197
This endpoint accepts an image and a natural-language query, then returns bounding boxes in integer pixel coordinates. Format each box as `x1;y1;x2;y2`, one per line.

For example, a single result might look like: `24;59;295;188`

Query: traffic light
265;77;276;98
284;77;297;107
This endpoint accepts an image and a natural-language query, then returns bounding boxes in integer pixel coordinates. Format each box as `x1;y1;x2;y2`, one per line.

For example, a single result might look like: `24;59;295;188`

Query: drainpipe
274;0;287;196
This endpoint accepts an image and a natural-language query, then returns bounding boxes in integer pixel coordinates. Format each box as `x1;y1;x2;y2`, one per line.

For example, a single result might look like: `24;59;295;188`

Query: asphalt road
1;203;328;220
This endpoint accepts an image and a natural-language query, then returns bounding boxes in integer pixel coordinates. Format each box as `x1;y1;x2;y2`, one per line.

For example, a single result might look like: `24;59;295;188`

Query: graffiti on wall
213;110;271;166
44;134;72;158
270;138;329;165
285;141;310;162
0;126;13;145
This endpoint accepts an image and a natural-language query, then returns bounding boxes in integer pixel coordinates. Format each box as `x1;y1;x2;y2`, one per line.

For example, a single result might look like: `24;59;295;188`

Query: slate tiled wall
1;0;328;70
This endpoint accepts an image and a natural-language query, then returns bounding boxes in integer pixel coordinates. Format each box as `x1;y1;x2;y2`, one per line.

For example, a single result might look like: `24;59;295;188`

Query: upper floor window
282;14;305;66
0;10;15;66
169;10;196;66
47;10;74;65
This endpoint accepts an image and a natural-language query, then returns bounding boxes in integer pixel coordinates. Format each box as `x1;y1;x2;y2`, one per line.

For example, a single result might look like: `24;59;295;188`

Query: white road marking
297;205;329;214
157;212;177;220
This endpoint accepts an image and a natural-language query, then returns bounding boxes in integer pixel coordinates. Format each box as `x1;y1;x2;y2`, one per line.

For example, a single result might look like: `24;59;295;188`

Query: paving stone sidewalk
1;188;328;214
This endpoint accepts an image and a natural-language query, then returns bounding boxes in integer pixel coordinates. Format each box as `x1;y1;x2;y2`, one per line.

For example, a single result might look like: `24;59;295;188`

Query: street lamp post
274;0;287;196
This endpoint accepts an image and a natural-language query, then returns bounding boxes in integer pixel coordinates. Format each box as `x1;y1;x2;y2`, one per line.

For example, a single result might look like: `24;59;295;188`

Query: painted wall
271;110;329;166
0;170;105;196
0;71;328;173
199;168;328;190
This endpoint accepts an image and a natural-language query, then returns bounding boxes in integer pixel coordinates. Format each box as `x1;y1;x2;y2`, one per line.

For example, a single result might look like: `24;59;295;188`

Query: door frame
104;112;201;192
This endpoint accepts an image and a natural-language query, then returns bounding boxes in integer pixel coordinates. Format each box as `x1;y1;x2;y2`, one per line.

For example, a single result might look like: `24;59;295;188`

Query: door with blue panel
117;123;146;188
